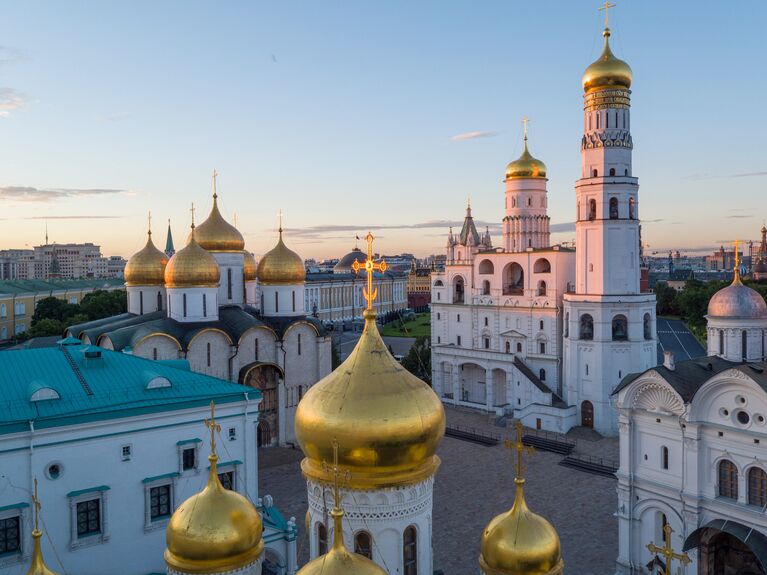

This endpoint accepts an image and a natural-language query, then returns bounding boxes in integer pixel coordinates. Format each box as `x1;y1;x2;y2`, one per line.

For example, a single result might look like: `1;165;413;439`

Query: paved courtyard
259;406;619;574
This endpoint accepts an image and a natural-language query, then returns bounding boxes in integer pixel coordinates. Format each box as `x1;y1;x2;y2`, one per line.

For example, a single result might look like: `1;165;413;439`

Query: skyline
1;1;766;260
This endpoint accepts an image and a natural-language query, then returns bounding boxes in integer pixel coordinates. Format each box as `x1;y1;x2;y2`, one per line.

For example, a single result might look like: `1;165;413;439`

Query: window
516;342;522;353
157;291;163;310
404;525;418;575
743;330;748;361
292;290;296;312
505;341;511;353
298;333;302;355
0;515;20;555
183;294;187;317
121;445;132;461
580;314;594;340
354;531;372;559
719;330;724;355
661;446;669;470
0;303;5;318
227;268;233;300
275;291;279;313
206;342;211;367
228;428;236;441
539;368;546;381
537;281;546;296
437;313;440;320
437;337;440;344
629;197;635;219
609;168;616;176
609;197;619;219
149;484;172;521
218;471;234;491
457;314;461;323
533;258;551;273
478;259;494;274
589;199;597;220
482;280;490;295
182;448;196;471
748;467;767;507
484;338;490;349
457;335;462;346
76;499;101;538
484;317;489;327
203;293;207;317
139;291;144;315
254;338;259;361
318;523;328;555
592;169;598;178
539;342;546;354
153;347;158;360
612;315;628;341
644;313;652;340
718;459;738;499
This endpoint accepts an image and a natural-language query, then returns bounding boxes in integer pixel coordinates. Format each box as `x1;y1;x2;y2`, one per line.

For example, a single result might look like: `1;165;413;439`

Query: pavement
656;317;707;364
332;330;416;360
259;405;619;575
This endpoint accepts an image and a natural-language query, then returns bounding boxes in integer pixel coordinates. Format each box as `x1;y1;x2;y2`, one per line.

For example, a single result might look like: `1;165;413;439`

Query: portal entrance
581;400;594;428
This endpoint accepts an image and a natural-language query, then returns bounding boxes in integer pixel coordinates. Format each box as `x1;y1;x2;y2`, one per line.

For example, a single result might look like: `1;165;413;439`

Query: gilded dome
582;29;632;92
243;250;257;281
505;139;547;180
165;453;264;574
334;247;367;274
27;529;61;575
707;273;767;319
189;194;245;252
480;478;564;575
165;229;221;288
256;230;306;285
295;310;445;490
297;508;386;575
124;230;168;287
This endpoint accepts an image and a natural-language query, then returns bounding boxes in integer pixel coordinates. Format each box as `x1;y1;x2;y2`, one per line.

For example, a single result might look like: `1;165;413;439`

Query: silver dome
708;281;767;319
334;247;366;274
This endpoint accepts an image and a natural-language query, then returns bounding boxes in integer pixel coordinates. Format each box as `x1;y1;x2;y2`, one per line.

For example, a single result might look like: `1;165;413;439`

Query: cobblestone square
259;406;618;574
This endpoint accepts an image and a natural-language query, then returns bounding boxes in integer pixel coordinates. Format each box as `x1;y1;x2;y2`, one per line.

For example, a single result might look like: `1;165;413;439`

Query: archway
503;263;524;295
257;420;272;447
453;275;465;304
684;522;767;575
581;400;594;428
241;362;284;447
459;363;486;405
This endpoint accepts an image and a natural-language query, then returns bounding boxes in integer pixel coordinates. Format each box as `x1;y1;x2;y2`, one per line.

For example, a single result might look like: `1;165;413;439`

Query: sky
0;1;766;261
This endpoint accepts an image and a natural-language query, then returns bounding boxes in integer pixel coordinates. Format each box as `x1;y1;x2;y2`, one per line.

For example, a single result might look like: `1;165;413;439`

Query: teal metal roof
0;278;125;296
0;343;260;436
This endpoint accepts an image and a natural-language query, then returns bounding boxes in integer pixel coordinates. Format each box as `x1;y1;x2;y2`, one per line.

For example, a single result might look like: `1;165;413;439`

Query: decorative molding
632;382;684;414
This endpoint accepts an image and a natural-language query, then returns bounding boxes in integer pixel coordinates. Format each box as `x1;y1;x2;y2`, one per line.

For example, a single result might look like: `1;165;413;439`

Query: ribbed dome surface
505;140;547;180
256;231;305;285
243;251;257;281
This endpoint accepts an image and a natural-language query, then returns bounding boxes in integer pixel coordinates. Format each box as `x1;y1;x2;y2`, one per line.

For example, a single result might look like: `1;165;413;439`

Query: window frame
177;439;201;474
718;459;738;500
354;530;373;560
144;479;175;531
0;505;27;566
403;524;418;575
68;487;110;549
748;467;767;508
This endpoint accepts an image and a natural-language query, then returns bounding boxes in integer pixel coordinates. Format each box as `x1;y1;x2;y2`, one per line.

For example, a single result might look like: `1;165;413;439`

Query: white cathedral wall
259;284;306;317
245;280;258;307
185;329;233;381
706;317;767;362
167;287;219;323
133;334;182;361
280;323;323;444
127;286;166;316
211;251;245;307
305;477;434;575
235;326;279;372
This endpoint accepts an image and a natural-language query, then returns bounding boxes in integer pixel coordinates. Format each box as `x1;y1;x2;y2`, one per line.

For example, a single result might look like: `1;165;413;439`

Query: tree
401;336;432;385
79;290;127;320
653;282;679;316
28;318;64;337
331;340;342;370
32;297;79;325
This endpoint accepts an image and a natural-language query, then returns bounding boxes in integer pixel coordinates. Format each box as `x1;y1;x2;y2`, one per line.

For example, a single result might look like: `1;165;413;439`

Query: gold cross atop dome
504;420;534;481
32;477;41;531
351;232;388;312
647;524;691;575
321;439;351;511
204;401;221;456
212;169;219;198
522;116;530;141
190;202;196;228
599;1;616;28
148;211;152;236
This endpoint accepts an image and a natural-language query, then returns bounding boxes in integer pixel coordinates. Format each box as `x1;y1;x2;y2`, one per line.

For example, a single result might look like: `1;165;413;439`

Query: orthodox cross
599;2;616;28
190;202;196;227
351;232;388;311
278;209;284;233
204;401;221;456
212;168;219;198
148;211;152;236
646;524;691;575
321;438;350;510
504;420;534;480
522;116;530;141
31;477;40;531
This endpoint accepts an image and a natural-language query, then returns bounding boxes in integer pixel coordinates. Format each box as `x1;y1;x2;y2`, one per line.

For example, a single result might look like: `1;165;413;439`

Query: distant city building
407;260;432;309
0;244;126;281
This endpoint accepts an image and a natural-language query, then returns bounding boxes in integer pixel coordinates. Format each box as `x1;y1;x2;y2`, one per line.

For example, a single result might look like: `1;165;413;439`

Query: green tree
28;318;65;337
331;339;342;370
79;290;127;320
653;282;679;316
401;336;432;385
32;297;79;325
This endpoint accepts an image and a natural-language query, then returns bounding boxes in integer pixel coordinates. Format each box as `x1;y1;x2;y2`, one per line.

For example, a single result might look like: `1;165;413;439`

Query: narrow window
719;330;724;355
457;314;461;323
484;337;490;349
298;333;302;355
505;341;511;353
592;169;598;178
153;347;158;360
275;291;279;313
661;446;669;470
139;291;144;315
203;293;207;317
743;330;748;361
539;342;546;354
403;525;418;575
596;113;600;129
354;531;372;559
609;197;619;219
718;460;738;499
457;335;462;346
318;523;328;555
227;268;233;300
589;199;597;220
609;168;616;177
484;317;489;327
76;498;102;537
586;364;589;376
255;338;259;361
207;342;211;367
527;197;531;206
149;484;172;521
183;294;187;317
292;291;296;312
539;368;546;381
218;471;234;490
437;313;440;320
748;467;767;507
182;447;196;470
157;291;163;311
516;342;522;353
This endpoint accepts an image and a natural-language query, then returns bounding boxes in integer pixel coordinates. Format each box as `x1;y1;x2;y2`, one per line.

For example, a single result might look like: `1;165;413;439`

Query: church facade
431;20;656;436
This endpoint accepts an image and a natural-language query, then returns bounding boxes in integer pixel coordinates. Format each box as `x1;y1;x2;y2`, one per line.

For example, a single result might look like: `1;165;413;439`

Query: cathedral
64;183;332;446
431;16;656;436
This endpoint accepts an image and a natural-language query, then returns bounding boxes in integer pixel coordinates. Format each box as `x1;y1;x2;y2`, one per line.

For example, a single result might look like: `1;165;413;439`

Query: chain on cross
504;420;534;480
646;524;691;575
204;401;221;456
351;232;388;311
599;2;616;28
321;438;351;510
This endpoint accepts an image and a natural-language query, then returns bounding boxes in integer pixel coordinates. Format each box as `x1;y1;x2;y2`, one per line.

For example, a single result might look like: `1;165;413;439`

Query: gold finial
148;211;152;236
599;1;616;29
733;239;742;283
351;232;388;312
522;116;530;142
204;401;221;456
32;477;41;532
468;194;471;209
278;209;284;234
504;421;534;481
647;524;691;575
212;169;219;199
190;202;196;229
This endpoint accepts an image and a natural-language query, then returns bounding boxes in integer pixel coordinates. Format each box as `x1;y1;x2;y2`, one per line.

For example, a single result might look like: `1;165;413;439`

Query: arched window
533;258;551;273
592;169;598;178
742;330;748;361
317;523;328;555
479;259;494;275
629;197;636;219
589;199;597;220
503;263;524;295
580;314;594;340
564;312;569;338
609;197;619;219
719;330;724;355
516;342;522;353
505;341;511;353
512;197;516;207
157;291;163;311
643;313;652;340
527;197;532;207
539;368;546;381
433;280;444;287
453;276;465;304
482;280;490;295
537;281;546;296
718;460;738;499
484;317;489;327
354;531;372;560
624;168;629;176
609;168;616;177
612;314;628;341
403;525;418;575
661;446;669;470
748;467;767;507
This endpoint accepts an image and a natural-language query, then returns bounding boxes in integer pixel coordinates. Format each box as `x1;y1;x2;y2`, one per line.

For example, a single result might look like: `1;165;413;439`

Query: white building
614;270;767;574
65;190;332;447
431;20;656;436
0;339;297;575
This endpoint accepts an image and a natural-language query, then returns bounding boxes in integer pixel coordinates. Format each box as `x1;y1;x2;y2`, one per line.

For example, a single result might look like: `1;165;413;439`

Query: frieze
581;130;633;150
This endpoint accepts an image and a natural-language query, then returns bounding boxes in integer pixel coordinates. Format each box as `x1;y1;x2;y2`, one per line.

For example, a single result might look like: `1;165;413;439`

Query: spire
733;239;742;284
212;168;219;200
204;401;224;489
165;218;175;256
459;201;480;246
147;211;152;238
27;478;61;575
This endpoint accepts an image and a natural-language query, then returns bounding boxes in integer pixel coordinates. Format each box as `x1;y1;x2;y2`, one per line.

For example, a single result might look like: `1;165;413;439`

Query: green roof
0;342;260;436
0;278;125;296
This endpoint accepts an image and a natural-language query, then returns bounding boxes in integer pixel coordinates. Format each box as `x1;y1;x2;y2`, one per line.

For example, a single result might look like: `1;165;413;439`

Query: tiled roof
0;278;124;296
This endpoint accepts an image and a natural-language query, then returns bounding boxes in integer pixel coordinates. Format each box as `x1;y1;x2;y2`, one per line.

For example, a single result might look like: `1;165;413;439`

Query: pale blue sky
0;1;765;260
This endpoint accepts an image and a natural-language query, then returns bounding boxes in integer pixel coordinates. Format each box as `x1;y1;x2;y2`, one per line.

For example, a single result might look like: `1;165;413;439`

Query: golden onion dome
256;229;306;286
582;28;632;92
164;228;221;288
27;529;61;575
480;478;564;575
505;138;547;180
243;250;257;281
165;453;264;574
295;310;445;490
189;193;245;252
297;507;387;575
124;229;169;287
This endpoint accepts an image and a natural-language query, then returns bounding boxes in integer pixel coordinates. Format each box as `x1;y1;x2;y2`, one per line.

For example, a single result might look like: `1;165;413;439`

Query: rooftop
0;278;125;296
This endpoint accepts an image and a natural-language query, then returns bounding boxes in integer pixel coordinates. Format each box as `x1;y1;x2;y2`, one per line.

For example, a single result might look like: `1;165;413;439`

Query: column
485;367;492;412
452;362;460;405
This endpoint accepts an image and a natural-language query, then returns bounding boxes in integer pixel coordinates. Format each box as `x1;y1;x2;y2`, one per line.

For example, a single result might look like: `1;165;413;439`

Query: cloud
550;222;576;233
24;215;124;220
0;46;26;65
0;88;26;117
450;130;499;142
687;171;767;180
727;215;754;219
284;219;507;240
0;186;129;202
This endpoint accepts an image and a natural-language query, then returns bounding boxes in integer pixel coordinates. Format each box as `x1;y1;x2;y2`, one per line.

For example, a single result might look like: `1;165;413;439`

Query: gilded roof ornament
646;524;691;575
351;232;388;314
124;211;169;287
256;212;306;285
27;478;61;575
